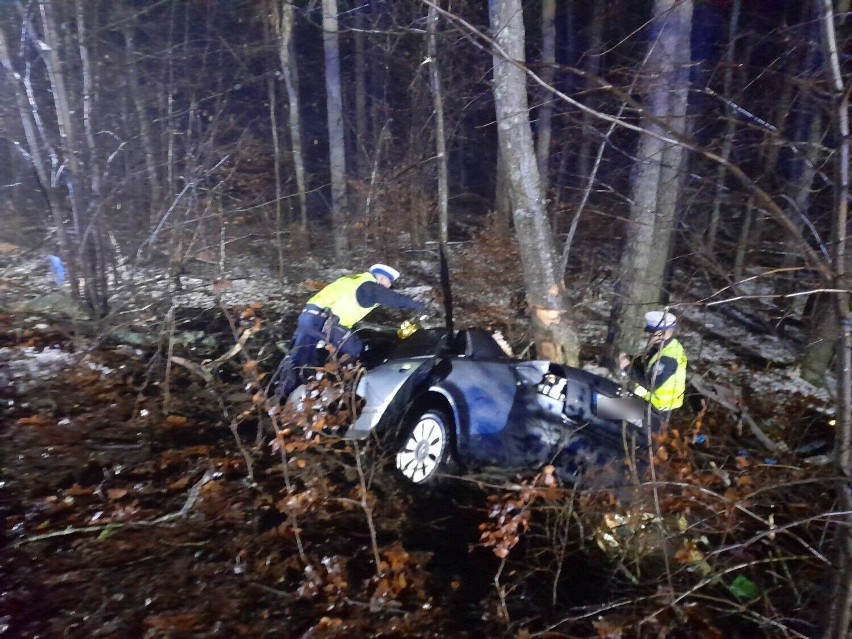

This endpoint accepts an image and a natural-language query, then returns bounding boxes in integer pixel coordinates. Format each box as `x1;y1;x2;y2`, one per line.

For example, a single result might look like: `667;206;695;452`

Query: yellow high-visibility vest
308;272;377;328
633;339;687;412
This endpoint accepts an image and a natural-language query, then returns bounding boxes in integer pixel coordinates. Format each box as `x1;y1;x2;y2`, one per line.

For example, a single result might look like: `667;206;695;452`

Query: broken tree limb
690;376;789;454
11;470;215;547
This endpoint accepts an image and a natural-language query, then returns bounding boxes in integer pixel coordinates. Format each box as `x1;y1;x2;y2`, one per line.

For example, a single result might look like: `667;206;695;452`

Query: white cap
644;310;677;332
369;263;400;283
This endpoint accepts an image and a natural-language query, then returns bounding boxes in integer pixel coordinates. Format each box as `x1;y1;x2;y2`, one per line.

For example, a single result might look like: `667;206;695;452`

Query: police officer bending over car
272;264;425;399
617;310;688;432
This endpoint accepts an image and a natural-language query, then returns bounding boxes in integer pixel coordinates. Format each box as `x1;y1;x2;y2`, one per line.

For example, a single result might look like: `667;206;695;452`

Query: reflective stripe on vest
307;272;377;328
635;339;687;412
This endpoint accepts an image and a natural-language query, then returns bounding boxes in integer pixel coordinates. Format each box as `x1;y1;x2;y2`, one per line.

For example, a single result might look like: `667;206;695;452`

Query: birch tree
0;0;110;312
488;0;579;365
0;22;77;294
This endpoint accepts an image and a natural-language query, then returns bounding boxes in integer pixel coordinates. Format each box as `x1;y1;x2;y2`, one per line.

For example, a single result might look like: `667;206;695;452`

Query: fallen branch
11;470;215;547
690;376;789;454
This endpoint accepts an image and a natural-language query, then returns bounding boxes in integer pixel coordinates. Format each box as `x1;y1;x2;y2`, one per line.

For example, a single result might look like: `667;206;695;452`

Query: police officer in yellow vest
273;264;424;398
617;310;687;431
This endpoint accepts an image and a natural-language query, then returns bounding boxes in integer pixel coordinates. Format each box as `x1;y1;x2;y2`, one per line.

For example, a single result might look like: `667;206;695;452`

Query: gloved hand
398;319;418;339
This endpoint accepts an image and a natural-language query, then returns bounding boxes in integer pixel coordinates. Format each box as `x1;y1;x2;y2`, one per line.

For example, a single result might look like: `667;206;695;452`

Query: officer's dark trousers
274;310;364;398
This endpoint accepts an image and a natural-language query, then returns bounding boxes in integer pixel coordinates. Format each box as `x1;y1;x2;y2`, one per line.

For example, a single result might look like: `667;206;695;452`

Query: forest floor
0;228;841;638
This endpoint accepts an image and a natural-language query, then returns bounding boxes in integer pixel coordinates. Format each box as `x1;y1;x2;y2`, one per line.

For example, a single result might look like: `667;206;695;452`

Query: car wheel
395;409;453;484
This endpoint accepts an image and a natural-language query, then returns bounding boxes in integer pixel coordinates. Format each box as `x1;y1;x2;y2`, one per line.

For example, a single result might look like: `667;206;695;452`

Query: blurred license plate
595;393;645;426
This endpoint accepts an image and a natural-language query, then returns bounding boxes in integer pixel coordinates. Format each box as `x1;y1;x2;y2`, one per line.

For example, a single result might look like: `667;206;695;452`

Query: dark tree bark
323;0;349;262
534;0;556;197
353;5;369;179
274;0;308;233
265;24;286;279
121;15;161;225
573;0;604;192
707;0;742;251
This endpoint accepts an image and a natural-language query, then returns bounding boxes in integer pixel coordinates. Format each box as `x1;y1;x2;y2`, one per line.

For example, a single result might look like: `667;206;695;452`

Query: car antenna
439;242;454;340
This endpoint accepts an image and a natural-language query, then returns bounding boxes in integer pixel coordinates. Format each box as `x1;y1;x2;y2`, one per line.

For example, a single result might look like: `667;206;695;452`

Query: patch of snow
1;243;837;419
581;363;615;379
0;345;77;393
748;368;832;406
86;360;113;375
685;339;738;364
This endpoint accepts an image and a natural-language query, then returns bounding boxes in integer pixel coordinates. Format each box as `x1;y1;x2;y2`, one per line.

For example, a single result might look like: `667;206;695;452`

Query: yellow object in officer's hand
398;320;418;339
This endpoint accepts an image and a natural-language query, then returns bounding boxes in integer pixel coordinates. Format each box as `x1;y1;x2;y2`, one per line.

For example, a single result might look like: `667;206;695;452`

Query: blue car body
344;327;649;482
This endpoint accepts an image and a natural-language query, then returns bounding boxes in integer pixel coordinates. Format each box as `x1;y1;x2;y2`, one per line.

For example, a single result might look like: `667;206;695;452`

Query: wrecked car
334;324;651;485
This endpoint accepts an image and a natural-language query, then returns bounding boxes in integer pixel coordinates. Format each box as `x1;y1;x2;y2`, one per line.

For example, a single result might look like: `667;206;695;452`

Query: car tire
395;409;454;484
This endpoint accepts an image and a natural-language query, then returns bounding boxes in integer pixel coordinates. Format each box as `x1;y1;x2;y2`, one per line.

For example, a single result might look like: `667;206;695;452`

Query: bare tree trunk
534;0;556;197
323;0;349;262
275;0;308;233
122;20;161;225
489;0;579;365
74;0;100;201
574;0;604;188
165;3;207;287
267;46;286;280
609;0;693;357
793;106;831;378
760;75;795;182
732;196;754;283
427;1;448;246
495;147;512;228
405;77;429;251
707;0;742;251
778;4;824;285
550;137;570;225
644;0;692;305
164;1;178;202
0;25;77;296
353;6;369;179
800;293;839;385
73;0;108;308
40;0;109;312
369;0;386;155
819;3;852;638
609;127;665;355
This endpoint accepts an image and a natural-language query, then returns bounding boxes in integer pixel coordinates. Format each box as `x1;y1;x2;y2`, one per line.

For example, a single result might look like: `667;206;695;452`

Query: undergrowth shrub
472;411;837;637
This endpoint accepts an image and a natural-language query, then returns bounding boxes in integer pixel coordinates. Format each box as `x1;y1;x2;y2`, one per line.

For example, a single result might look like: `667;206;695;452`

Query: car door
440;358;573;470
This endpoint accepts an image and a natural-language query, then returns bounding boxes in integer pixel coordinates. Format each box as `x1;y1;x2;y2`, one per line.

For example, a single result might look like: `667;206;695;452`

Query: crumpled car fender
344;356;437;440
